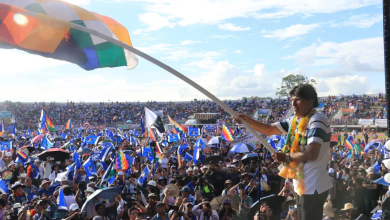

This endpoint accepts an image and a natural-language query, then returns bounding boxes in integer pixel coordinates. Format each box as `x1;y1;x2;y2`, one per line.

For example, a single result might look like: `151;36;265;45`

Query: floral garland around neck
279;109;316;196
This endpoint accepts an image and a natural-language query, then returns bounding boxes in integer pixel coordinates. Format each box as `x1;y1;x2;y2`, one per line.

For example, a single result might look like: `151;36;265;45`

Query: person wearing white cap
183;168;193;185
67;203;81;218
362;167;378;215
327;168;336;200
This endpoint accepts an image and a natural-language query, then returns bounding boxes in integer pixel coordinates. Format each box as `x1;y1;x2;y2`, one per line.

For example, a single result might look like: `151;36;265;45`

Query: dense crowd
0;99;292;130
342;94;387;120
0;118;387;220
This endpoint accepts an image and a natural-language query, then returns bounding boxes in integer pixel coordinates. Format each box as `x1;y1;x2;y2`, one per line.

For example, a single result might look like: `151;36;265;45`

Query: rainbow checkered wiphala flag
0;0;138;70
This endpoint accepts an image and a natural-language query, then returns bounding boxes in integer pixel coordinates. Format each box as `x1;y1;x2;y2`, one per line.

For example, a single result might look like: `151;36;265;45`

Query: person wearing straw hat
222;180;233;196
280;196;297;220
340;203;358;219
234;84;332;220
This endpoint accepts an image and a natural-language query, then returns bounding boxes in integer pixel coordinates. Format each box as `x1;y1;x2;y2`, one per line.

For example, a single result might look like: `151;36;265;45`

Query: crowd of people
0;92;388;220
0;122;387;220
0;98;293;131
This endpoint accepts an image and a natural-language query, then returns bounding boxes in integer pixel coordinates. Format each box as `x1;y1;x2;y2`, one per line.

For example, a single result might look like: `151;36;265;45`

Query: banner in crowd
0;111;12;118
258;109;271;115
117;124;141;129
358;119;374;126
54;125;63;131
5;125;14;133
375;119;387;127
231;131;258;144
90;124;106;129
203;124;217;132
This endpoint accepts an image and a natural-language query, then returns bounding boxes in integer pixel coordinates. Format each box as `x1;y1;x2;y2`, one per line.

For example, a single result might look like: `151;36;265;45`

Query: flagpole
22;11;276;154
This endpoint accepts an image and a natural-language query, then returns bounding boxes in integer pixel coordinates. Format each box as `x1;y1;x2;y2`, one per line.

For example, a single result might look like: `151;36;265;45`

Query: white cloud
282;45;291;49
180;40;202;45
133;12;175;34
234;50;242;54
291;37;384;72
182;59;216;70
332;13;382;28
119;0;379;24
0;50;68;76
112;0;379;33
262;23;320;40
314;69;352;77
315;75;370;96
63;0;91;5
273;67;306;77
218;23;251;31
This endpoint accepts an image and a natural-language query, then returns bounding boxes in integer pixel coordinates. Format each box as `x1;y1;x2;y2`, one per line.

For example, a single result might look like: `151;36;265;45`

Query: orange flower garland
279;109;315;196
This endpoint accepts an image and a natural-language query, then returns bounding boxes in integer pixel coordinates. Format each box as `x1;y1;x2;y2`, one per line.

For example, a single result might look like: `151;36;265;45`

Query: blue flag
133;129;140;137
193;142;200;164
140;118;146;135
85;136;99;145
41;136;53;150
276;137;285;150
58;188;68;210
0;141;12;151
83;158;97;177
130;136;137;146
105;129;113;138
124;132;130;142
0;179;8;194
184;153;193;161
100;162;115;187
142;147;154;162
178;143;189;156
138;166;150;185
168;133;180;142
60;133;67;140
372;161;381;174
73;152;80;163
195;138;206;151
92;144;112;161
188;127;200;137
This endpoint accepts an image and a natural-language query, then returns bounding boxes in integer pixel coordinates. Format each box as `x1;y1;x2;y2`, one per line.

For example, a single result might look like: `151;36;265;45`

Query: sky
0;0;385;102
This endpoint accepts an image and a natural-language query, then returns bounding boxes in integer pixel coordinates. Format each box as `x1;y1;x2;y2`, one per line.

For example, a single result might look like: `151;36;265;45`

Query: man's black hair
95;204;105;212
351;170;358;176
0;199;5;207
289;84;319;108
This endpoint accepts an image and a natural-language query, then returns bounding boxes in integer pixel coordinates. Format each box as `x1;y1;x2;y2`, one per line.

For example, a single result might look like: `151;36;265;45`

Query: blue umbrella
374;177;389;186
364;141;381;153
230;143;255;153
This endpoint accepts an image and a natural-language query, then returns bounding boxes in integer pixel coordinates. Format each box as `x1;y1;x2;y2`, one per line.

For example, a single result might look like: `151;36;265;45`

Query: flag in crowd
115;150;129;171
221;125;234;141
65;119;74;130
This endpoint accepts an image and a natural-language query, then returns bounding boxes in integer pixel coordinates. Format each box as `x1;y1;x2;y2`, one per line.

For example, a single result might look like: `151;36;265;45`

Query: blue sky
0;0;385;102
